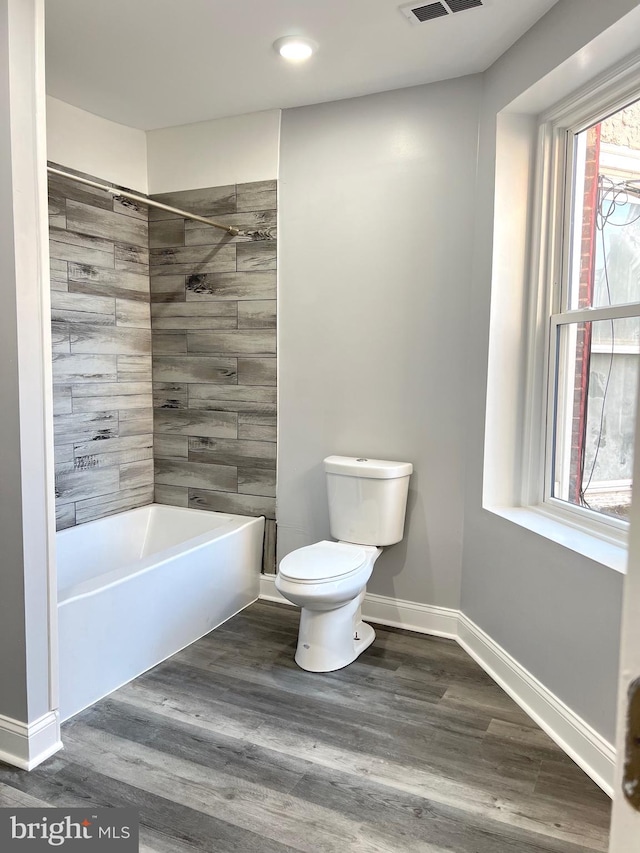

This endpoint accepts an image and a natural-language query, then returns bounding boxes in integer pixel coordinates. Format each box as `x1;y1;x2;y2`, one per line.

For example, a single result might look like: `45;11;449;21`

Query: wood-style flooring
0;601;611;852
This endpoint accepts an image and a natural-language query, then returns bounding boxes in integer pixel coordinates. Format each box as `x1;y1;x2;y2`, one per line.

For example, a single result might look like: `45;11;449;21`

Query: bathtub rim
57;505;265;606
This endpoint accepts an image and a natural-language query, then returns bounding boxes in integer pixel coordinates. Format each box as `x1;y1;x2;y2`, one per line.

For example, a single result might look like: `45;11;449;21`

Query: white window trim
520;53;640;557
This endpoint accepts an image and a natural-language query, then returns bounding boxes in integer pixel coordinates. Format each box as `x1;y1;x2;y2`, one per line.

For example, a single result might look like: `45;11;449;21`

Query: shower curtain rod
47;166;242;236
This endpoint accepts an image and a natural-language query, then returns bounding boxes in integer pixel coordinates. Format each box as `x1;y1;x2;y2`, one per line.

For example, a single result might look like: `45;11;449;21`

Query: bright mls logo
0;809;138;851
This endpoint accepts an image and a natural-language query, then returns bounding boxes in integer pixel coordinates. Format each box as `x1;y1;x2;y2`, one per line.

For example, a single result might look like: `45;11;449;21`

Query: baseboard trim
259;573;615;795
362;591;459;639
259;574;458;638
457;614;616;797
0;711;62;771
259;572;289;605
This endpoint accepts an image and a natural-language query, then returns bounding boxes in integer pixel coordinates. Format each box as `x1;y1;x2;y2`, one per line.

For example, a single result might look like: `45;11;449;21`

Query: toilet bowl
276;455;412;673
276;540;382;672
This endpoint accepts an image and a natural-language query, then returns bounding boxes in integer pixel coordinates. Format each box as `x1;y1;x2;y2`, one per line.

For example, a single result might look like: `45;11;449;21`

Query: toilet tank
324;456;413;546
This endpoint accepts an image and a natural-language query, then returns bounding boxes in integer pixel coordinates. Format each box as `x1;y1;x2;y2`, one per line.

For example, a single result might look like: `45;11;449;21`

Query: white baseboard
259;572;289;605
259;574;458;638
259;573;615;795
457;614;616;797
0;711;62;770
361;591;459;638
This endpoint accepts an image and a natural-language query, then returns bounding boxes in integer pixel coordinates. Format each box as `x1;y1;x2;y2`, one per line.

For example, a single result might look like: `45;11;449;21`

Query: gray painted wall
278;76;482;607
460;0;640;743
0;0;55;725
0;0;29;721
278;0;640;744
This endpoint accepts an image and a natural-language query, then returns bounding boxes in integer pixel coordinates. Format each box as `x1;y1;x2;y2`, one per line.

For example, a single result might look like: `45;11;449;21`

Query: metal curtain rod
47;166;241;236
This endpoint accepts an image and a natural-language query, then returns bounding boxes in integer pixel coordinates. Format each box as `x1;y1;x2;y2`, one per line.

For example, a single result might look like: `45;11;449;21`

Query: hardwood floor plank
58;724;398;853
81;699;306;795
0;782;52;809
290;765;598;853
1;760;297;853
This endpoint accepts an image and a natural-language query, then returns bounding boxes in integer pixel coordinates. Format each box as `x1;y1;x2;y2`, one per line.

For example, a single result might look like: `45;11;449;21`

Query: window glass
552;318;640;520
568;102;640;311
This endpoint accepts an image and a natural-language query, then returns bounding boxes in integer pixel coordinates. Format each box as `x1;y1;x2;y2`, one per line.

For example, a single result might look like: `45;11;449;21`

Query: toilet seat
279;540;367;583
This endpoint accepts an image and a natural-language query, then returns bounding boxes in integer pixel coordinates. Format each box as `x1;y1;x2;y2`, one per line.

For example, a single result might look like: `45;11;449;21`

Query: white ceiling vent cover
400;0;483;25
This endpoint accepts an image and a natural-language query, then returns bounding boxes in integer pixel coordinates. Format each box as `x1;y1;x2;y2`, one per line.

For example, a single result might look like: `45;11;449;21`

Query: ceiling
45;0;561;131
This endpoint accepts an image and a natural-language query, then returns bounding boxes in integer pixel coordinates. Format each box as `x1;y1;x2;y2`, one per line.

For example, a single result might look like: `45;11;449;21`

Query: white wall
146;110;280;193
461;0;640;745
278;77;481;608
46;100;280;195
46;96;148;192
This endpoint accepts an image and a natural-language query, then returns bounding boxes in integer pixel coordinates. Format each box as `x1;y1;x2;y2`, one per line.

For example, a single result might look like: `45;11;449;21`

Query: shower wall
48;170;277;567
149;181;277;570
49;167;153;530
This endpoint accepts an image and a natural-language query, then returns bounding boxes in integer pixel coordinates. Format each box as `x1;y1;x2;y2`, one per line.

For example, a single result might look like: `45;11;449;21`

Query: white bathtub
56;503;264;721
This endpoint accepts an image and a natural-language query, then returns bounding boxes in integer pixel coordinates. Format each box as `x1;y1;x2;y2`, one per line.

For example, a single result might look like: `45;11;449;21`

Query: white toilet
276;455;413;672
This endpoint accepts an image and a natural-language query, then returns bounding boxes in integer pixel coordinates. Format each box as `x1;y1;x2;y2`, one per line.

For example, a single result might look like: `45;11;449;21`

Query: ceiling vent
400;0;483;25
445;0;483;11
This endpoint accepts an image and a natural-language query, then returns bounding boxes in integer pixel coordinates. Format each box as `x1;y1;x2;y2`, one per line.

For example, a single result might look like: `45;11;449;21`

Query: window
544;97;640;537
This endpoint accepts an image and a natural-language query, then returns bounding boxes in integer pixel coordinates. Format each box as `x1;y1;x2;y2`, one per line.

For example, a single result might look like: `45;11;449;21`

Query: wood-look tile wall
49;166;153;531
149;181;277;569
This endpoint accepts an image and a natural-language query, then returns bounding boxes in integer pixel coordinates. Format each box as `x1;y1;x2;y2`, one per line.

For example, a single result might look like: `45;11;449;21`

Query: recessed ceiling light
273;36;317;62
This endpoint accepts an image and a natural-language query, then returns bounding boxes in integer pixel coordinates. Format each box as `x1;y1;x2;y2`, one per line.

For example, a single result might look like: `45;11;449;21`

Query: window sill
486;505;628;574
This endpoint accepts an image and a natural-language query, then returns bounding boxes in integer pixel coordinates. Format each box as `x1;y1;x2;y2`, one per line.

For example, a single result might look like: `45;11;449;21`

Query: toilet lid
279;541;367;582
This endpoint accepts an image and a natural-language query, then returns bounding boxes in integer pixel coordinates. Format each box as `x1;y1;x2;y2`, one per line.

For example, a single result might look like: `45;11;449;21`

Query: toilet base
294;590;375;672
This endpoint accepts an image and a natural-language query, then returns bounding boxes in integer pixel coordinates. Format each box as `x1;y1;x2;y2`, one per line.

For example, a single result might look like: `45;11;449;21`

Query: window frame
527;63;640;548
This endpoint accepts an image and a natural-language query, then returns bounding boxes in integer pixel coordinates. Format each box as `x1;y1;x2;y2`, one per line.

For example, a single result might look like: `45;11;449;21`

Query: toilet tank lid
324;455;413;479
